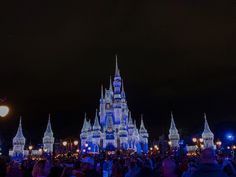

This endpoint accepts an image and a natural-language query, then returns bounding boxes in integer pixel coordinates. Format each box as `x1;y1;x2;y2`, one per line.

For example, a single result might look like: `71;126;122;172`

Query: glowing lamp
0;106;9;117
88;147;91;151
199;138;204;143
62;141;68;147
192;138;197;143
150;147;153;151
38;148;43;153
28;145;33;151
216;141;222;146
73;140;79;146
85;143;89;148
168;141;172;146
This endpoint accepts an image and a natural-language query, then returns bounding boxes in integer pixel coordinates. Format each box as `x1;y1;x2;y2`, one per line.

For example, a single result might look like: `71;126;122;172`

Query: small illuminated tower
202;113;215;149
113;56;122;127
92;110;101;153
134;120;141;153
127;112;135;149
168;112;180;149
139;115;149;153
80;113;89;148
43;114;55;154
12;117;26;157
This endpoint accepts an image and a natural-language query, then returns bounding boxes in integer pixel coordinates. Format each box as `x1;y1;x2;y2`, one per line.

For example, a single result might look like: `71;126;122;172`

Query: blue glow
226;133;235;141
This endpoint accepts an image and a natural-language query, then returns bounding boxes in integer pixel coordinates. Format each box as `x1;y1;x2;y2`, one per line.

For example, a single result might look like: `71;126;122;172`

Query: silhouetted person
162;158;178;177
32;160;51;177
191;148;228;177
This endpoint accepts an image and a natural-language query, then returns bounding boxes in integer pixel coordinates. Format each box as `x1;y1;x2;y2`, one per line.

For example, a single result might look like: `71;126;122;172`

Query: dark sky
1;0;235;145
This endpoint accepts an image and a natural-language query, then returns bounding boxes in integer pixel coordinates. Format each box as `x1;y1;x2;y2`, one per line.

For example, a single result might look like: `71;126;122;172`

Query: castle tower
80;113;89;148
92;110;101;153
168;112;180;149
119;114;128;150
113;56;122;127
202;113;215;149
139;115;149;153
99;85;106;126
104;115;117;149
134;120;141;153
12;117;26;158
43;114;55;154
127;112;135;149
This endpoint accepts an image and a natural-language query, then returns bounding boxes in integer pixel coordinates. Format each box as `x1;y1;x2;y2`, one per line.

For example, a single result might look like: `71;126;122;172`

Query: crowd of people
0;148;236;177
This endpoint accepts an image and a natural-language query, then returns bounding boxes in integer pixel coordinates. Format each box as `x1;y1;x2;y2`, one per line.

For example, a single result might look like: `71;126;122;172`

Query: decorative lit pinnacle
115;55;120;77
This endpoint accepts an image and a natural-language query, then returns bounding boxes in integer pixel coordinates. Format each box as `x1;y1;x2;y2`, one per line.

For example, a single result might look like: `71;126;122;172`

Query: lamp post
192;137;204;153
28;145;33;159
62;139;80;158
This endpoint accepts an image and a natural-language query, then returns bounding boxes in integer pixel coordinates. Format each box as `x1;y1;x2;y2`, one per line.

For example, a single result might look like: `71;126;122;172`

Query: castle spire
170;112;177;130
203;113;212;133
44;114;53;136
128;112;133;125
82;113;87;132
115;55;120;77
121;80;126;99
109;76;113;92
93;109;101;130
15;116;25;139
140;114;146;130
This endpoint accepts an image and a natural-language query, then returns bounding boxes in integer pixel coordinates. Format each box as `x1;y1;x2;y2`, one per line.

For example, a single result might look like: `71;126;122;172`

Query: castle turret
12;117;26;158
202;113;215;149
92;110;101;153
113;56;122;126
80;113;89;147
127;112;135;149
139;115;149;153
168;112;180;149
43;114;55;154
134;120;141;153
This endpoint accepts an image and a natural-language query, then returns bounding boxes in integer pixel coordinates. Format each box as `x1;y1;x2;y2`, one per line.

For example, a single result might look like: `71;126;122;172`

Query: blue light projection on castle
80;57;149;153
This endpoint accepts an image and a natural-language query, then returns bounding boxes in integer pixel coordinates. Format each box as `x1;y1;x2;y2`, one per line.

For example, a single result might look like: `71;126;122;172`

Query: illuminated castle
80;57;149;153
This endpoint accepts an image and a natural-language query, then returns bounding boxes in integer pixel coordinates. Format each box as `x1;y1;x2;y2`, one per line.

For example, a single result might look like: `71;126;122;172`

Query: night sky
1;0;235;146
